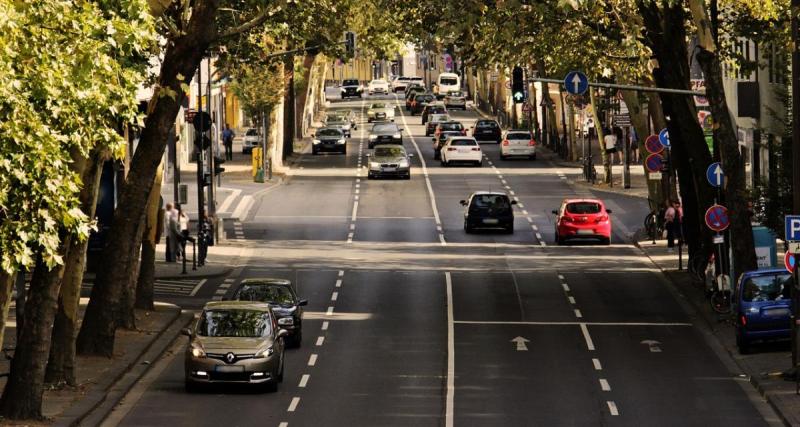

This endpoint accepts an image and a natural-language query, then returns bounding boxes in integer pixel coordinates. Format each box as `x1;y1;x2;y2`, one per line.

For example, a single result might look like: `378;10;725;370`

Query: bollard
678;238;683;270
182;250;187;275
192;241;197;271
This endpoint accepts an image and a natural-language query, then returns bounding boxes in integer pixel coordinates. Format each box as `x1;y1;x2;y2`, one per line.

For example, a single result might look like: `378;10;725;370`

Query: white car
500;130;536;160
367;102;395;122
440;137;482;167
368;79;390;95
242;128;259;153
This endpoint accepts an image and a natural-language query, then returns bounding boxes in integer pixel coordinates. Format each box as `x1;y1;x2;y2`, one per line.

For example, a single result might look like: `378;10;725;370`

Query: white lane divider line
349;223;355;230
321;321;329;331
347;232;354;243
439;233;447;246
526;217;533;223
522;209;528;215
308;354;318;366
574;309;583;318
331;292;338;301
518;203;524;208
279;422;288;427
316;336;325;346
351;200;359;221
326;306;334;316
558;274;565;281
535;233;543;240
568;296;576;305
189;279;207;297
607;401;619;416
580;323;596;351
540;241;547;247
592;358;602;370
532;224;538;231
498;175;504;179
288;397;300;412
445;272;455;427
335;279;342;288
299;374;310;388
599;379;611;391
562;283;570;292
339;270;344;277
509;190;516;196
215;289;227;295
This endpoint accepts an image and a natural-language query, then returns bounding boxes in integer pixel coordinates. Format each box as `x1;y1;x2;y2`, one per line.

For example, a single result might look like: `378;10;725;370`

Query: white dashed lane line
308;354;317;366
593;358;602;370
299;374;310;388
287;397;300;412
316;336;325;346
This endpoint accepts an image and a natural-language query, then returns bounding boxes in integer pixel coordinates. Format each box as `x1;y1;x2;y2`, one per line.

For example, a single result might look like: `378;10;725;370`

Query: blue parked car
735;268;793;354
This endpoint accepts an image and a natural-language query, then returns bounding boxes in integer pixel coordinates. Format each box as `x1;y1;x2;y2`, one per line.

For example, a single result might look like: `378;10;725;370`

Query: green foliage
0;0;155;272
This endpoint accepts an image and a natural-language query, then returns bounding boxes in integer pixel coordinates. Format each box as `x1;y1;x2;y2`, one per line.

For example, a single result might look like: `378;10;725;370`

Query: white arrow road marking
511;336;530;351
641;339;662;352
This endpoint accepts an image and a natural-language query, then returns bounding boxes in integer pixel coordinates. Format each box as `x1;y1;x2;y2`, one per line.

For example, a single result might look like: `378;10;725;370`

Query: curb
154;266;234;281
54;305;189;427
632;239;790;426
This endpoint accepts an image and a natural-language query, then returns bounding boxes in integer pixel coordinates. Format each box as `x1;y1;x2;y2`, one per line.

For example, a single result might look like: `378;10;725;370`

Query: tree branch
217;9;270;40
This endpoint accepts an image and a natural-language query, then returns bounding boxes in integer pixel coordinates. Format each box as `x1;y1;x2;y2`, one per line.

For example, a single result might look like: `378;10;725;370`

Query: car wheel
506;224;514;234
601;236;611;245
476;161;482;167
500;154;507;160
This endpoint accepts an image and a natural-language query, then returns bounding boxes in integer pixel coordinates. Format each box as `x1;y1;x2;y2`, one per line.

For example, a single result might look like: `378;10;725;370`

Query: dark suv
340;79;362;99
472;119;502;143
461;192;516;233
410;94;435;115
232;278;308;347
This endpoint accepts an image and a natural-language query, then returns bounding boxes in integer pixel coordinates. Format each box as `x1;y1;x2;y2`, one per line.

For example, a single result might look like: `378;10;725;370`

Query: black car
232;278;308;347
472;119;502;143
340;79;362;99
461;191;516;233
410;93;435;115
421;103;447;124
368;123;403;149
312;127;347;154
405;86;426;110
433;131;462;160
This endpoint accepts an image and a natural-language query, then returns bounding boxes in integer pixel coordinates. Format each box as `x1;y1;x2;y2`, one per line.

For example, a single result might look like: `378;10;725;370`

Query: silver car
367;102;396;123
325;119;351;137
444;91;467;110
368;145;413;180
183;301;287;392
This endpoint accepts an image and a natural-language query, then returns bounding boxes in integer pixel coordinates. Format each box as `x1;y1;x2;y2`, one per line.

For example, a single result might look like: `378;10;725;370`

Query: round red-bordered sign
645;153;664;173
705;204;730;232
645;135;663;154
785;251;796;274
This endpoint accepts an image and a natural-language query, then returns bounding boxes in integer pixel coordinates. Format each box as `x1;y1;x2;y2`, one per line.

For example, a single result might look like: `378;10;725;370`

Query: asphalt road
106;93;780;427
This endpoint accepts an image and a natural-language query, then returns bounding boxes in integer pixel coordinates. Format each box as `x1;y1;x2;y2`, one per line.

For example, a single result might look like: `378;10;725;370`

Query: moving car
312;127;347;154
472;119;502;143
444;90;467;110
433;121;466;141
367;145;413;180
368;122;404;149
367;102;396;123
183;301;287;392
242;128;259;154
421;103;447;125
232;278;308;348
325;118;352;137
426;113;450;136
461;191;516;233
501;130;537;160
435;72;460;98
327;110;357;131
367;79;390;95
552;199;612;245
340;79;362;99
405;86;426;110
735;268;792;354
433;131;462;160
409;93;436;115
393;76;424;93
440;137;482;167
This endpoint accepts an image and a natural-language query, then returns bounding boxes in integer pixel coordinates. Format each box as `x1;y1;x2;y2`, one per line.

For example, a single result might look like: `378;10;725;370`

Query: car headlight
277;317;294;326
369;135;377;140
393;133;401;139
337;138;346;144
341;88;346;93
370;161;381;169
367;111;375;116
399;159;409;167
254;346;274;358
191;345;206;358
312;139;321;145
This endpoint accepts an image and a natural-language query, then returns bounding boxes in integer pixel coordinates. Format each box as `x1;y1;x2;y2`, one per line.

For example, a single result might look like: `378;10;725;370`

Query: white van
436;73;460;98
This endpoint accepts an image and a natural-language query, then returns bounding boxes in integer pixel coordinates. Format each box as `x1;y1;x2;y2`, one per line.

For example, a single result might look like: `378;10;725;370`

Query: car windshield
317;128;343;137
197;309;271;338
371;103;386;109
450;139;476;146
235;284;295;306
742;274;792;302
343;79;359;86
441;123;464;131
374;147;406;157
439;132;461;140
245;129;258;136
477;121;498;128
507;133;531;140
440;77;458;85
471;195;511;211
373;124;398;133
566;202;602;214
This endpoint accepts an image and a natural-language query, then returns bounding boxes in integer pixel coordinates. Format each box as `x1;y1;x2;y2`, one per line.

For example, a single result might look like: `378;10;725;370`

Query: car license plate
576;229;593;235
215;365;244;373
458;148;469;153
383;167;397;172
483;218;499;225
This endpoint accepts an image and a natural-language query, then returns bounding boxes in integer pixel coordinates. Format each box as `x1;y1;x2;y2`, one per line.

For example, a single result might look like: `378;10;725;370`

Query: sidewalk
638;239;800;425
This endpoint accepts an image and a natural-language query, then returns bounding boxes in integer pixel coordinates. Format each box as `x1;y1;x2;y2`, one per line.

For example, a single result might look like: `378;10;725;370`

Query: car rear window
439;132;461;140
450;139;477;146
246;129;258;136
566;202;601;214
441;123;464;131
742;274;792;302
476;121;498;128
507;132;531;140
440;77;458;85
371;103;386;109
416;95;434;102
471;195;511;210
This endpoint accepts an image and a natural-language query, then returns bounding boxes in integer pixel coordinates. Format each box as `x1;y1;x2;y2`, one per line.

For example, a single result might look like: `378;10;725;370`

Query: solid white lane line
574;309;583;318
299;374;310;388
331;292;338;301
215;289;226;295
326;306;334;316
189;279;207;297
308;354;318;366
607;401;619;416
600;379;611;391
335;279;342;288
568;296;576;305
288;397;300;412
354;195;359;201
445;272;455;427
593;358;602;370
321;321;329;331
316;336;325;346
580;323;596;351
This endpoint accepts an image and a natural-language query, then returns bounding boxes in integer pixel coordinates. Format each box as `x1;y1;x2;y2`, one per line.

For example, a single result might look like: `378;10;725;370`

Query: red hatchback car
553;199;612;245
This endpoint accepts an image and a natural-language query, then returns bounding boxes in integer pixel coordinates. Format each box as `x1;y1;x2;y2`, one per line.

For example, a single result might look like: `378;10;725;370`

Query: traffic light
344;31;356;57
512;66;525;104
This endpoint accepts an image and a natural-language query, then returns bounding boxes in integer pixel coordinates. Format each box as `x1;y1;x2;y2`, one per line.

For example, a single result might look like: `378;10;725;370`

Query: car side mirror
460;200;468;206
408;153;415;158
551;210;559;215
277;329;289;339
181;328;193;337
606;209;613;214
398;128;404;132
511;200;518;205
298;299;308;306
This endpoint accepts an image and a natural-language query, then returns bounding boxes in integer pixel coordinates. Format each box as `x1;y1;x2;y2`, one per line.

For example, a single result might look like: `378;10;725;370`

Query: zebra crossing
80;278;206;297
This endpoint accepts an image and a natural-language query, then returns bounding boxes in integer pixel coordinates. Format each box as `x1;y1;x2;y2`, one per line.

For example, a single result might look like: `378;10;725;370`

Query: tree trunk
590;89;610;184
45;148;106;386
0;243;70;419
0;270;16;349
77;0;220;357
638;0;716;261
294;53;316;138
118;213;145;330
135;164;164;311
283;52;295;159
690;0;757;273
621;89;663;210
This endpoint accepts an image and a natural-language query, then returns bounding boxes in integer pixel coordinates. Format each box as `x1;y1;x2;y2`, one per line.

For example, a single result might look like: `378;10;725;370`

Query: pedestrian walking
163;203;179;262
222;123;235;161
603;128;617;164
178;210;190;260
629;127;639;163
664;200;683;251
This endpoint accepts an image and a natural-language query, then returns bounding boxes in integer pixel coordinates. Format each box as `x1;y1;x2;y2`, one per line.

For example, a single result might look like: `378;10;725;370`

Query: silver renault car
183;301;287;392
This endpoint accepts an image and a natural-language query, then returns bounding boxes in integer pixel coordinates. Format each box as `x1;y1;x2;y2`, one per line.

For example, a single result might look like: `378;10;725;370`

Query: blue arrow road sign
706;162;724;188
659;128;670;147
564;71;589;95
786;215;800;241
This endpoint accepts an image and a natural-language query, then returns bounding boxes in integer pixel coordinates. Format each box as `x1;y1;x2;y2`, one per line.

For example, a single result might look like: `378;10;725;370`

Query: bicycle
710;274;732;314
581;155;597;184
643;209;665;242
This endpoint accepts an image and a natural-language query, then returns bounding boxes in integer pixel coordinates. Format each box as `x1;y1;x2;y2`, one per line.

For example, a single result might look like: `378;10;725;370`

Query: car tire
341;148;347;155
262;380;278;393
500;154;507;160
505;224;514;234
476;161;482;167
464;221;472;233
600;236;611;245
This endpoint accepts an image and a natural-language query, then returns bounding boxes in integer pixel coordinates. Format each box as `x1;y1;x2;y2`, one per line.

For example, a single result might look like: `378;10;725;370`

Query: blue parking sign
786;216;800;241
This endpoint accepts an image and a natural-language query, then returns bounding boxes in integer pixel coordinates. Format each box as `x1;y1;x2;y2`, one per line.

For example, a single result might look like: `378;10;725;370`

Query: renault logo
225;352;236;364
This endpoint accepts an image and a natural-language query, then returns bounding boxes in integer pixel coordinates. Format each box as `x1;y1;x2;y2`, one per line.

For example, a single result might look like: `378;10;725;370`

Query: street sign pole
196;68;206;233
623;127;630;189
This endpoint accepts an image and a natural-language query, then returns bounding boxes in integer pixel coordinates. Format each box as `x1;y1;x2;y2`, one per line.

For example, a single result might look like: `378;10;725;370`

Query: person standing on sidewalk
603;128;617;165
163;203;179;262
222;123;235;161
178;210;190;260
664;200;683;252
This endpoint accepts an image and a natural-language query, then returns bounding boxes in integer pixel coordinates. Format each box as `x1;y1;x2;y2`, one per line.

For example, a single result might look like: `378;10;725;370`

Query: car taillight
595;215;609;223
447;147;456;151
502;140;509;146
740;315;747;326
529;139;536;146
471;147;480;151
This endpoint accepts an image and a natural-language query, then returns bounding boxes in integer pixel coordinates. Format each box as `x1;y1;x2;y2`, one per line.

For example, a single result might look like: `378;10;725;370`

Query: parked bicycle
581;155;597;184
710;274;732;314
643;208;665;243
